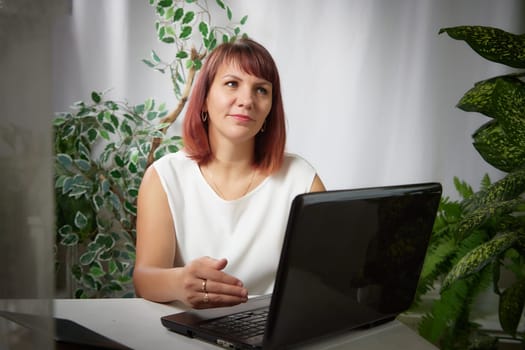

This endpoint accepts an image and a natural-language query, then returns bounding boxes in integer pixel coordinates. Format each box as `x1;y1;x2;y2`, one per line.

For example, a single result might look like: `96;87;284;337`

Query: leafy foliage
54;94;182;298
459;77;525;172
54;0;248;298
409;26;525;349
437;26;525;68
144;0;248;100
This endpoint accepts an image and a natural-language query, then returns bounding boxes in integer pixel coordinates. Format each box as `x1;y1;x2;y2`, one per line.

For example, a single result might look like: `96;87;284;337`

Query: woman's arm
310;174;326;192
133;166;248;308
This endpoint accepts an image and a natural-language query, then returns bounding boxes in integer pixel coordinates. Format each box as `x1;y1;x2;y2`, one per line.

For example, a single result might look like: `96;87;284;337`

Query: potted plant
53;0;248;298
407;26;525;349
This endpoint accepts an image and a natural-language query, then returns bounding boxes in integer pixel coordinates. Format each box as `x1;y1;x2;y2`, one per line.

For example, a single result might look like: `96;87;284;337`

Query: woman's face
205;61;273;144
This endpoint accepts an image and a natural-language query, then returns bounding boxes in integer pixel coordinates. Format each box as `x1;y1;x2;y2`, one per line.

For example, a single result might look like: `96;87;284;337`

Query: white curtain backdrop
52;0;524;198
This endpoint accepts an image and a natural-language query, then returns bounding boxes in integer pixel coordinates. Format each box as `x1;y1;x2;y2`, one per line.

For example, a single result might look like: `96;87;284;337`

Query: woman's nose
236;87;254;108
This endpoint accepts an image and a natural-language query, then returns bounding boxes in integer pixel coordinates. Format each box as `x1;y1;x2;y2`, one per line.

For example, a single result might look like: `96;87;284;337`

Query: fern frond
419;279;472;344
469;261;494;298
421;238;457;281
412;238;457;306
435;198;463;229
454;176;475;199
480;173;492;191
419;269;493;349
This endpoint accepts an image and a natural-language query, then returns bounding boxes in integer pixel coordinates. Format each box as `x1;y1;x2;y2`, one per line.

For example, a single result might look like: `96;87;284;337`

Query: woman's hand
134;167;248;307
179;256;248;309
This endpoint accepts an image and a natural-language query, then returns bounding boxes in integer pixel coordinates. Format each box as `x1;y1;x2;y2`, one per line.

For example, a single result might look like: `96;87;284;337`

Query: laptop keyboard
201;308;268;339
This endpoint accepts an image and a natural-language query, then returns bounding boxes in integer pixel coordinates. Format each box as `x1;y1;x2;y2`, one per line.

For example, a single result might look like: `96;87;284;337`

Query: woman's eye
225;81;238;88
256;87;268;95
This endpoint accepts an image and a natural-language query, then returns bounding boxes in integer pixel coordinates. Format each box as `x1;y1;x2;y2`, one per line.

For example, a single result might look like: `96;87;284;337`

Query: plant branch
146;47;206;168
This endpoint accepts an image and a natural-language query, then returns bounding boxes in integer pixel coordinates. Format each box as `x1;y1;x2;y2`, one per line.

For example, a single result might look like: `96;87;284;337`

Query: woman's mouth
229;114;253;122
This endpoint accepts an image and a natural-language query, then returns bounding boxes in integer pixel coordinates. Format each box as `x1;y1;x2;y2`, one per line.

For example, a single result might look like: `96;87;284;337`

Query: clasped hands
180;256;248;309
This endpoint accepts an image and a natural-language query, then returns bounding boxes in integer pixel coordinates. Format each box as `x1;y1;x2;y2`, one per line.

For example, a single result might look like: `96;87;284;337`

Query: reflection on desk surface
0;310;131;350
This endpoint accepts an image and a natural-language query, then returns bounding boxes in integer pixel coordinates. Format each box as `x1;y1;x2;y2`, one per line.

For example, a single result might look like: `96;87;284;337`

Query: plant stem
146;47;205;168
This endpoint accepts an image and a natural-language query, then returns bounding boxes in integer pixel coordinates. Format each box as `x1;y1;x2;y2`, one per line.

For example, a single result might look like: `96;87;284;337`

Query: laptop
161;182;442;349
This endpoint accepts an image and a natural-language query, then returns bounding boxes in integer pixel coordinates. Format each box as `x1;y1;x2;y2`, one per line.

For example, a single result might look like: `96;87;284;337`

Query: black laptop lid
263;182;441;349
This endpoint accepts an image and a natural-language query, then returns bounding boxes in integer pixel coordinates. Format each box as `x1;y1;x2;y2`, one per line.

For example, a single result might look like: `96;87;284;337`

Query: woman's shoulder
154;149;190;165
283;152;316;171
275;152;317;181
262;152;317;193
152;149;195;173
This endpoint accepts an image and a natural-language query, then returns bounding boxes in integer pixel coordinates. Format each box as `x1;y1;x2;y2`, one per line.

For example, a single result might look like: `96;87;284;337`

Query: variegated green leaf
124;200;137;216
74;211;88;229
198;21;208;38
454;198;522;240
215;0;225;10
439;26;525;68
58;224;73;237
82;274;97;289
108;281;123;292
472;120;525;172
458;76;525;172
442;232;518;289
144;98;155;111
74;159;91;172
79;250;97;266
161;36;174;44
86;240;102;253
98;250;113;261
109;192;121;211
179;26;192;40
95;233;115;250
89;266;104;278
76;141;91;160
499;277;525;337
60;232;79;246
91;91;101;103
57;153;73;169
491;78;525;151
150;50;161;63
142;59;155;68
74;289;86;299
463;169;525;211
158;0;173;7
173;7;183;21
182;11;194;24
457;76;524;119
87;128;97;143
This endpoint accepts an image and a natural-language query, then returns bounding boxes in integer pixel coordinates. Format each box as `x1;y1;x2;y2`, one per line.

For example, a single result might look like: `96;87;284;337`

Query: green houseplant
409;26;525;349
54;0;248;298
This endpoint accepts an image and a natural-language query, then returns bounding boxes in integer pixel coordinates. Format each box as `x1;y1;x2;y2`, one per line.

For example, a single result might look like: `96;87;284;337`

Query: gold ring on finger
204;292;209;303
201;279;207;293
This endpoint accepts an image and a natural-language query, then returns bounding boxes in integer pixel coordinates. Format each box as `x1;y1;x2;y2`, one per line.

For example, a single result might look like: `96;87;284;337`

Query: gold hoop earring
201;111;208;123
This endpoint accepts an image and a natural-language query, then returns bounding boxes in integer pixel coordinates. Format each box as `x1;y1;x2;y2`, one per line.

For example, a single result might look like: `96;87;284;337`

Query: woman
133;38;325;309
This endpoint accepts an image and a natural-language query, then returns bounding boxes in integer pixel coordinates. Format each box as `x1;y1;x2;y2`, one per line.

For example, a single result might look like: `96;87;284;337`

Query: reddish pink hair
182;37;286;175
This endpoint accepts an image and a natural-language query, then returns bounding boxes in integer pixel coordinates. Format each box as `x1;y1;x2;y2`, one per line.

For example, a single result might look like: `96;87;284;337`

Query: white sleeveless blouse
153;150;317;295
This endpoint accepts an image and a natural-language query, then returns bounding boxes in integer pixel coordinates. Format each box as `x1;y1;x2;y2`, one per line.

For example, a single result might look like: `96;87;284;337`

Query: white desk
54;298;438;349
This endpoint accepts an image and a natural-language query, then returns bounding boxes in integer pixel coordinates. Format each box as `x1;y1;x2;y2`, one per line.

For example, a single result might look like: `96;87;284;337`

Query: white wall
52;0;524;198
